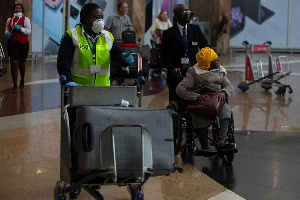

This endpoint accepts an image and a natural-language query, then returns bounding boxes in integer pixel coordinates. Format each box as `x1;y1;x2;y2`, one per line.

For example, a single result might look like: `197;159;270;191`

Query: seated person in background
104;0;133;41
150;9;172;48
176;47;234;150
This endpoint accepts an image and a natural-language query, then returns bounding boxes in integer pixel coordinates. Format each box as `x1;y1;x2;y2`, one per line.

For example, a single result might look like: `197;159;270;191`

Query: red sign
275;58;281;72
245;57;254;81
138;54;142;70
251;45;269;53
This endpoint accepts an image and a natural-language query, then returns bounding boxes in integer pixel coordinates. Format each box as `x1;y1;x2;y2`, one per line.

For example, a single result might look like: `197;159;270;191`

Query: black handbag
122;30;136;44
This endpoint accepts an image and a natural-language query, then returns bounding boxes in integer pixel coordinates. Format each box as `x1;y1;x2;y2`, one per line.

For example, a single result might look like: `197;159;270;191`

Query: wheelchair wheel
226;112;235;163
167;101;182;156
181;144;189;164
181;144;194;165
227;112;235;144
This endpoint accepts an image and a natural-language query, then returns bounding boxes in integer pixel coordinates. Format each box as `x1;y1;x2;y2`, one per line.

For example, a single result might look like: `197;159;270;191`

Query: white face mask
92;19;104;33
14;12;22;17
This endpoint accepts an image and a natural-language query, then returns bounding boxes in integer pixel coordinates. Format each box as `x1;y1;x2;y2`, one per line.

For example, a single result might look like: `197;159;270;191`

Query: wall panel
189;0;231;47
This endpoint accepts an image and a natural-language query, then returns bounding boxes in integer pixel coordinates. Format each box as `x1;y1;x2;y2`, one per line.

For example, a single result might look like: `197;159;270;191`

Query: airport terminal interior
1;0;300;199
0;50;300;200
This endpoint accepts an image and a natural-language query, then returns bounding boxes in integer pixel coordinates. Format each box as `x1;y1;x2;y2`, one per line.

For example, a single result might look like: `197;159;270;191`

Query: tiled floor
0;51;299;200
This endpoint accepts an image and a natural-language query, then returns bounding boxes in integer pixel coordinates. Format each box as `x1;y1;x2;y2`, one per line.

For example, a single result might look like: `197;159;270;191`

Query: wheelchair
167;99;238;165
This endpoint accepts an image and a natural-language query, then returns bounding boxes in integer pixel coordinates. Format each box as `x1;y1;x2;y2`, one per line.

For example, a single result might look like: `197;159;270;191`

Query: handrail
27;51;52;64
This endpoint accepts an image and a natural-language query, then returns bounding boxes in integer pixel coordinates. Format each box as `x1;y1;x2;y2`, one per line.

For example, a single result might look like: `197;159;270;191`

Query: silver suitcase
74;106;175;179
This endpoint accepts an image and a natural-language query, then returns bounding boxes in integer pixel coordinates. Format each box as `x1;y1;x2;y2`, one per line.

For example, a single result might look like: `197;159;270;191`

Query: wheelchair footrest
218;148;238;155
194;149;218;157
194;148;238;157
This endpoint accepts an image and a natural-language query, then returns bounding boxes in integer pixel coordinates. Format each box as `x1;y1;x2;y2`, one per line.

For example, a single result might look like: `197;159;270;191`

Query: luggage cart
238;41;293;97
149;29;167;79
54;76;182;200
110;51;145;107
0;43;6;76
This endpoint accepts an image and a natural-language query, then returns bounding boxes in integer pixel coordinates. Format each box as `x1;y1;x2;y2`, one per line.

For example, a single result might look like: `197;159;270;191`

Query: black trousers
167;69;187;102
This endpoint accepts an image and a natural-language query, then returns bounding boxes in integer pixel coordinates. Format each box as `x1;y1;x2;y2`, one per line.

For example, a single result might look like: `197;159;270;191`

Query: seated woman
176;47;234;150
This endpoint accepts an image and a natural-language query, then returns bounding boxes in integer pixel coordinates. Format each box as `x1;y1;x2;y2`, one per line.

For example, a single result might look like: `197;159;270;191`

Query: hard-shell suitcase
73;106;175;179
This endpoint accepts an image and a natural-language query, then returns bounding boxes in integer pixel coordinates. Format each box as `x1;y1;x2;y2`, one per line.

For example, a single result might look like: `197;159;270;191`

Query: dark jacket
57;26;126;83
161;24;209;74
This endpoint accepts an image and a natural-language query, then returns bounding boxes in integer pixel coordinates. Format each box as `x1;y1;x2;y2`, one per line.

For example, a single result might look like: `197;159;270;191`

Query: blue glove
65;82;81;87
14;25;22;30
5;33;12;38
121;50;135;64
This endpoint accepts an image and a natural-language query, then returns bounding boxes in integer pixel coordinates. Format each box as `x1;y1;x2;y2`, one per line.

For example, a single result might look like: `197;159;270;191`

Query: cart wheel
275;87;284;97
178;167;184;173
54;181;67;200
238;82;249;92
226;153;234;163
261;82;272;91
54;192;66;200
128;185;144;200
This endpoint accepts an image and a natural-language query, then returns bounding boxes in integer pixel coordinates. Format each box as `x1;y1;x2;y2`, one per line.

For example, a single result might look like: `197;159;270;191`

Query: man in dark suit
161;4;209;102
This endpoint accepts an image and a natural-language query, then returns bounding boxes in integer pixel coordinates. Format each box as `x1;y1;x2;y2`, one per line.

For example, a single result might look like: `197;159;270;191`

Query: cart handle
263;41;272;45
242;40;272;46
59;75;67;86
242;41;249;46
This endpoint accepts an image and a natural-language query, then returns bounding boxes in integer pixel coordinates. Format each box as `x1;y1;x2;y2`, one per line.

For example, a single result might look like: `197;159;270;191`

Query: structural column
126;0;146;44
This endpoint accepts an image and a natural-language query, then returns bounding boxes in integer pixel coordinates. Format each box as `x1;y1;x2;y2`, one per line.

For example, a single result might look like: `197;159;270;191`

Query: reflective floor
0;52;300;200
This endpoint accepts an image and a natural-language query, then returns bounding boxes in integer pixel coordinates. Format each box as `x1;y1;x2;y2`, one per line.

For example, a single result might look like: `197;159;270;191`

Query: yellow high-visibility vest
66;25;114;86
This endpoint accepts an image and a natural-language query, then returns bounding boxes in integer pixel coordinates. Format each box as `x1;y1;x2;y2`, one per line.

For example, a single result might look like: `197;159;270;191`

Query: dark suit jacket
161;23;209;102
161;24;209;75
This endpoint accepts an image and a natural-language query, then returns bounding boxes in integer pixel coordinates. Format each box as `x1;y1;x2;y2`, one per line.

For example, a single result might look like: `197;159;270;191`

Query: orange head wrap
196;47;218;70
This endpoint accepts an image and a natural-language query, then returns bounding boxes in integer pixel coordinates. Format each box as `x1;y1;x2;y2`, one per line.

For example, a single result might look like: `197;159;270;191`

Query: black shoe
12;87;18;94
19;85;24;90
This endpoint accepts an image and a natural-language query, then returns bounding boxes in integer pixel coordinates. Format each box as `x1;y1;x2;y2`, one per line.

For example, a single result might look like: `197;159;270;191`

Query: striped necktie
182;26;190;68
